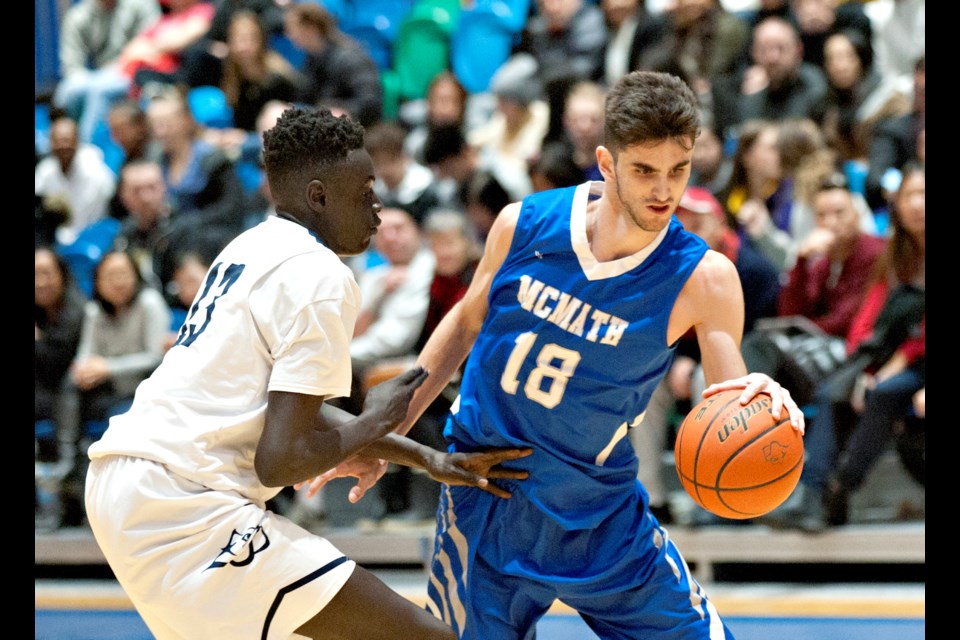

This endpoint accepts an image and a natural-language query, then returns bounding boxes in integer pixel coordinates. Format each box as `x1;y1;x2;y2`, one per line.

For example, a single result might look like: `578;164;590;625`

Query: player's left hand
423;448;534;498
295;454;388;503
702;373;805;435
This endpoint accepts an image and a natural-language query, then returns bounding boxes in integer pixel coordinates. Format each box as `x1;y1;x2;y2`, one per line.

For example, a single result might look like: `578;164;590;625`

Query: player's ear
597;146;615;182
307;178;327;211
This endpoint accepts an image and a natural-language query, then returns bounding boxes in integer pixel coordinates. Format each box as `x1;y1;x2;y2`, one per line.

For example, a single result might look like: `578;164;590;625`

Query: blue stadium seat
349;0;413;41
35;419;57;442
470;0;531;34
268;33;307;71
234;158;265;195
313;0;352;27
344;24;394;70
56;217;121;298
83;400;133;442
187;86;234;130
74;217;121;256
36;102;51;155
90;119;125;176
58;240;104;299
451;5;516;93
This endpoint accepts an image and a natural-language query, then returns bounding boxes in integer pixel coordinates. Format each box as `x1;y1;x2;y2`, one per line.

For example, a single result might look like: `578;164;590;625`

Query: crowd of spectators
36;0;924;533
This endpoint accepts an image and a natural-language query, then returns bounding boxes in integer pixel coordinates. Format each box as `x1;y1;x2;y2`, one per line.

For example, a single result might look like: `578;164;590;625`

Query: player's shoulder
486;200;523;246
686;248;740;291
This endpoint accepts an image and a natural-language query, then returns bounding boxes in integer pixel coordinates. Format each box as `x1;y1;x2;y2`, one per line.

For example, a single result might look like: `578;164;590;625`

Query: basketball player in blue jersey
309;71;808;639
83;107;532;640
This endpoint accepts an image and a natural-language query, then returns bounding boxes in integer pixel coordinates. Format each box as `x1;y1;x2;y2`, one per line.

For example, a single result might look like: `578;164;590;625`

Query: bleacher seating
392;0;457;101
33;0;926;583
452;3;517;93
55;218;121;298
187;85;234;130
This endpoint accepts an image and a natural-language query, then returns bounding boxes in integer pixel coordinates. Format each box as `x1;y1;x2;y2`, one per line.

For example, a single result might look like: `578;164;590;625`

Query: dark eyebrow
631;159;691;172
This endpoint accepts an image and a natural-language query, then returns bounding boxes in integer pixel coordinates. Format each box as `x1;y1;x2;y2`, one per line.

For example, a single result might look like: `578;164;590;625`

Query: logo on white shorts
205;524;270;570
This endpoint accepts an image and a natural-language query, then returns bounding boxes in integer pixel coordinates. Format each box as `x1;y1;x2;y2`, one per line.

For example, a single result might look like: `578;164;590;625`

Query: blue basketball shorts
425;482;734;640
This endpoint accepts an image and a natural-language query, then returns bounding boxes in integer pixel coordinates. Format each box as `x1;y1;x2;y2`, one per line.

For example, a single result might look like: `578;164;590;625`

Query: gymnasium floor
36;570;925;640
36;452;924;638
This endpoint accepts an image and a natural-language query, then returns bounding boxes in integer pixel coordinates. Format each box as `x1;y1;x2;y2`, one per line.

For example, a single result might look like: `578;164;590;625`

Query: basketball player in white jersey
84;107;531;640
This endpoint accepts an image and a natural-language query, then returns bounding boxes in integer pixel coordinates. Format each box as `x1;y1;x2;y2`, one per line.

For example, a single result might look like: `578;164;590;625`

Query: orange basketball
674;389;803;520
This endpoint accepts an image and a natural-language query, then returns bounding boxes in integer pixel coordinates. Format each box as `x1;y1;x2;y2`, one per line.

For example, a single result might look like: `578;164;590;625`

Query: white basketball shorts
85;455;356;639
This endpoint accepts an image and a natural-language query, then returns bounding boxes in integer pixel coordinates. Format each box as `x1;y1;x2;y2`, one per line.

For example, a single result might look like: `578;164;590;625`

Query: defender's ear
307;179;326;211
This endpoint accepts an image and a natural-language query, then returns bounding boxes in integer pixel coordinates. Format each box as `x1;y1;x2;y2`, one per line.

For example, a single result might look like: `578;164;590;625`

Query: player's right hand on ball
424;447;533;498
362;366;430;432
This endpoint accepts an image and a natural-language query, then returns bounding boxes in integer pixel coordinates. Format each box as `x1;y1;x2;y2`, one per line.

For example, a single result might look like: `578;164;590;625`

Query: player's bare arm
302;403;532;499
397;201;522;435
297;203;529;501
255;366;429;487
674;249;805;433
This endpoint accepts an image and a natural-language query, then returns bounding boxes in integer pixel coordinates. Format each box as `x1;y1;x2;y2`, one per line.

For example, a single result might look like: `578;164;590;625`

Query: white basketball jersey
88;216;361;505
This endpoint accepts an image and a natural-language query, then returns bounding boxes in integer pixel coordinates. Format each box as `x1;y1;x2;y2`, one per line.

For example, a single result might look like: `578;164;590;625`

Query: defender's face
600;138;695;233
319;149;383;256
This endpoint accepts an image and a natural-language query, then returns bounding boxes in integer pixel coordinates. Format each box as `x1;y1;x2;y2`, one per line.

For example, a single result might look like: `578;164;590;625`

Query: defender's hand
362;366;430;432
295;454;388;503
423;448;533;498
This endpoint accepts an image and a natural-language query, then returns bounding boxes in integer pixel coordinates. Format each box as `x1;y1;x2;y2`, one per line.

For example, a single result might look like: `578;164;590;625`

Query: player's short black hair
262;107;365;183
604;71;701;154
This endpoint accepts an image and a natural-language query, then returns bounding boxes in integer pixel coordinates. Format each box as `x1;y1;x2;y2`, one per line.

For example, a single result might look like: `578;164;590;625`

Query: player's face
600;137;694;233
319;149;383;256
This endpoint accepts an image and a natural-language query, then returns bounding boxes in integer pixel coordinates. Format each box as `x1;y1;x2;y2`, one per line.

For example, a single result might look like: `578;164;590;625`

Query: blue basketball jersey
447;181;709;530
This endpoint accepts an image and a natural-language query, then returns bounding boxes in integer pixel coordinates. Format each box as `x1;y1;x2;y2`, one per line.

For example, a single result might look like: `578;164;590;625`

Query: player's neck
586;197;661;262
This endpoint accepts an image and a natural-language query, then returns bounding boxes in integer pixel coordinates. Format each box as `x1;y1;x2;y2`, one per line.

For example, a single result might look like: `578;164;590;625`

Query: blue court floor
36;574;925;640
35;609;926;640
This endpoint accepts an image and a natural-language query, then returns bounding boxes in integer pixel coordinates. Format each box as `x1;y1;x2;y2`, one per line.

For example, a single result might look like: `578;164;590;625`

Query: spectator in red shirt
768;163;924;533
739;171;886;407
777;171;886;337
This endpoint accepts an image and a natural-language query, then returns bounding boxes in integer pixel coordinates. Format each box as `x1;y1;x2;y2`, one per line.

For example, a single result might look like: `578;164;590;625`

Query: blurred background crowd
35;0;924;535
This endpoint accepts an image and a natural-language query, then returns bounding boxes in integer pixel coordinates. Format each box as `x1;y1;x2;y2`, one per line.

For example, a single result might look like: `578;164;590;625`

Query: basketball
674;389;803;520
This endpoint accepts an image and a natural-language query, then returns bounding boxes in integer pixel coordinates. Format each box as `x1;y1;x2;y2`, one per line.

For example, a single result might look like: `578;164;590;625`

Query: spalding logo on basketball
674;389;803;519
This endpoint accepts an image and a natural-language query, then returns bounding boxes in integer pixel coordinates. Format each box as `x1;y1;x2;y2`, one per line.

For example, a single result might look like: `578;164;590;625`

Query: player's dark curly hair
262;107;365;183
604;71;700;155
